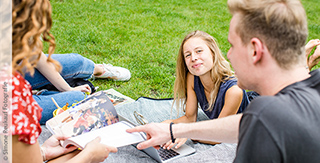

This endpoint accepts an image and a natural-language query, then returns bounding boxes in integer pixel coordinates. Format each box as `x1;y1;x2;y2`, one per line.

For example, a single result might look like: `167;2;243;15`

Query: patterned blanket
39;97;237;163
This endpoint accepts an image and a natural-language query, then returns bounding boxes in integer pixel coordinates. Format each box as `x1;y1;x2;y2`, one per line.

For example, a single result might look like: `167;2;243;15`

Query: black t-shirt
234;69;320;163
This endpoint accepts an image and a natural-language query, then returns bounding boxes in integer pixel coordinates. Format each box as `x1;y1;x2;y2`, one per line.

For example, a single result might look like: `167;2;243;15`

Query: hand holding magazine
46;90;143;149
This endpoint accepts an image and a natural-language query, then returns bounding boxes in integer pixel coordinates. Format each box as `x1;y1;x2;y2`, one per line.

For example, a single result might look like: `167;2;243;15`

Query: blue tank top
194;76;249;119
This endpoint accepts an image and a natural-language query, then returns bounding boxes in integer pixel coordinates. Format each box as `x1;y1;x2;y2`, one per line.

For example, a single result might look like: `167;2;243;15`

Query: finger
175;140;186;149
106;146;118;153
153;145;161;150
65;146;78;153
306;39;320;55
167;142;176;150
315;46;320;54
146;133;151;140
91;136;101;143
136;139;155;150
126;126;145;133
163;141;172;149
53;135;70;141
81;85;91;93
85;84;91;93
175;143;182;149
307;39;320;47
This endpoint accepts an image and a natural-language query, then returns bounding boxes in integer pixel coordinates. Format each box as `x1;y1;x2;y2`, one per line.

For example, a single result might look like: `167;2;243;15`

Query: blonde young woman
162;30;249;149
9;0;117;162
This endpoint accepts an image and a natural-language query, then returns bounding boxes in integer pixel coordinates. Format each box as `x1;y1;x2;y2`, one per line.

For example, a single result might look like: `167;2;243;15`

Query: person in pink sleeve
7;0;117;162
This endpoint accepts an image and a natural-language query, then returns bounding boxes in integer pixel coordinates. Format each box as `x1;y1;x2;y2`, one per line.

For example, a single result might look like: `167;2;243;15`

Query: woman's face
183;37;214;77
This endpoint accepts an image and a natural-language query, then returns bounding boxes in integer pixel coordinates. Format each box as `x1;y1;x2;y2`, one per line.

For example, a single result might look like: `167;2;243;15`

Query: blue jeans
25;53;95;124
33;90;86;124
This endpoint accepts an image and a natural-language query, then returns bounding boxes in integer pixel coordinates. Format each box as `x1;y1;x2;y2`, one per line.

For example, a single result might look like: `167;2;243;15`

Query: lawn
48;0;319;99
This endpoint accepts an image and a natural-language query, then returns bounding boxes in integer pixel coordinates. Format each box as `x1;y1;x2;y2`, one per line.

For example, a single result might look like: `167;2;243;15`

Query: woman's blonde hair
173;30;233;113
12;0;61;76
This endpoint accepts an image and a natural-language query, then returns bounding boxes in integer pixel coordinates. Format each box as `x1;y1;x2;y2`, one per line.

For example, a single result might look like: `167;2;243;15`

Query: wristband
169;122;176;143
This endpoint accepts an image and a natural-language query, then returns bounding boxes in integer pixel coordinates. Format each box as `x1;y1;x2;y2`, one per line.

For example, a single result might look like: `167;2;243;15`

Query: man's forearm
173;114;242;143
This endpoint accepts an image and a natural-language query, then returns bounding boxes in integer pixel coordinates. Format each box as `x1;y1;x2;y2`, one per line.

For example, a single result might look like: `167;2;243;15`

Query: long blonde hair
12;0;61;75
173;30;233;113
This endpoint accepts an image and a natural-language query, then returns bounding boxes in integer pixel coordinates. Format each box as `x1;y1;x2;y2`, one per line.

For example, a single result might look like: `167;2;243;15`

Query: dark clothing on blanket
194;76;249;119
235;69;320;163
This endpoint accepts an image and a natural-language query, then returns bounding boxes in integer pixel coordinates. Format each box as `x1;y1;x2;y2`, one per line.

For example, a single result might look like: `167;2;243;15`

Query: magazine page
46;91;119;137
104;88;135;106
62;121;146;149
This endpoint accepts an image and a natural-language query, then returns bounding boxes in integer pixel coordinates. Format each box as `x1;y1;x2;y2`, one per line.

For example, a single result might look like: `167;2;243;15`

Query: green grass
48;0;319;99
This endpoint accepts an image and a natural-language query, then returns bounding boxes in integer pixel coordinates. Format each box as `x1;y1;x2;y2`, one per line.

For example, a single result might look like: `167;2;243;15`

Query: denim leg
25;53;95;89
33;90;86;125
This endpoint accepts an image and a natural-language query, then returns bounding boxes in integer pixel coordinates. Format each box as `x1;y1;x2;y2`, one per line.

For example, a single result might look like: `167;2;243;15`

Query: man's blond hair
228;0;308;69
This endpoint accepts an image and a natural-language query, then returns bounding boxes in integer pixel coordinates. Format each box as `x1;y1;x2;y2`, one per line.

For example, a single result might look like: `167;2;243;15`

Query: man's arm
127;114;242;149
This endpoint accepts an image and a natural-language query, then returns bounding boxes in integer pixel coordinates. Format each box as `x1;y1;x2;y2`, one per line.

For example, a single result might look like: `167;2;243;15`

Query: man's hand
126;123;171;150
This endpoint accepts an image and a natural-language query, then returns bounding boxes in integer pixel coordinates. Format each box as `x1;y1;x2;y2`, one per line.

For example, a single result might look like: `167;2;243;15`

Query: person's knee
67;53;86;66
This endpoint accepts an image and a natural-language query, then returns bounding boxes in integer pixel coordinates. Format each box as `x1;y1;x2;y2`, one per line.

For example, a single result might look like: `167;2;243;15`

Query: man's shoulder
243;96;284;115
241;95;296;126
243;89;320;129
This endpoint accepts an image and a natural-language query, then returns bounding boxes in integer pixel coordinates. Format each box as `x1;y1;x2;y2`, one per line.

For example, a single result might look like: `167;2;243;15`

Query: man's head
227;0;308;70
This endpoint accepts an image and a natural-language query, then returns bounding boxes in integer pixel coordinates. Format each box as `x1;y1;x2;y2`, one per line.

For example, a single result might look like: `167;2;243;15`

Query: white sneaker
95;63;131;81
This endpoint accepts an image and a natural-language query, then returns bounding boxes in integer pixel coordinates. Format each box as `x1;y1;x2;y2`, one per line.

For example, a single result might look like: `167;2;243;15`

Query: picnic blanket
39;97;237;163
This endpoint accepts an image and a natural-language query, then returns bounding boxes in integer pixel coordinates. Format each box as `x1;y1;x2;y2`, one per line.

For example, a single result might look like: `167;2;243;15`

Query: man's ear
250;38;264;64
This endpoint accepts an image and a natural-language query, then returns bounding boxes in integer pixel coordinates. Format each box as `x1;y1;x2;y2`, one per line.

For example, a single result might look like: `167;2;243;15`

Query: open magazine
46;90;144;149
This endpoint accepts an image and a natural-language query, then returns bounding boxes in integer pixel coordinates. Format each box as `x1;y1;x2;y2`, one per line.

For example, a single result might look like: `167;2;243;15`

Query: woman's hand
82;136;118;163
305;39;320;70
160;120;187;150
70;84;91;94
308;45;320;70
41;135;78;161
162;138;188;150
305;39;320;57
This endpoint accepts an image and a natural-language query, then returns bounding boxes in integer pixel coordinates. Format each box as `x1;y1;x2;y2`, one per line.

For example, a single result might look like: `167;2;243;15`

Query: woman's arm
12;135;117;163
47;137;117;163
167;73;199;124
12;135;43;163
218;85;243;118
161;73;198;149
35;52;91;93
194;85;243;145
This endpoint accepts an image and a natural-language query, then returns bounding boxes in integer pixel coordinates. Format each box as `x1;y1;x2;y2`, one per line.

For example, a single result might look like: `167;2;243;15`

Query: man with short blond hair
128;0;320;162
